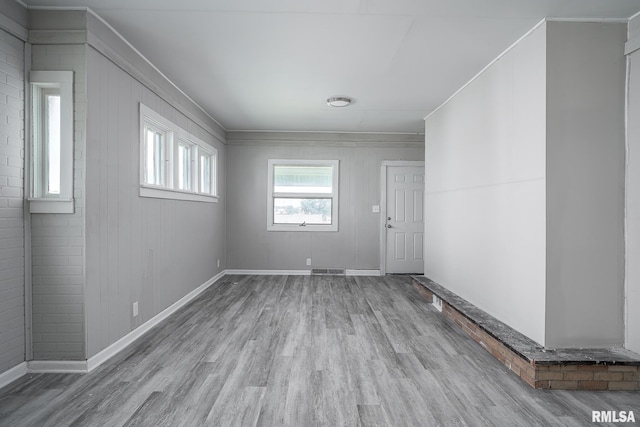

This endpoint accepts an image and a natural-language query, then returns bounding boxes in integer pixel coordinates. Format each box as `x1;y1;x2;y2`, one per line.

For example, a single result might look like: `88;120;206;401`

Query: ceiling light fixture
327;96;352;107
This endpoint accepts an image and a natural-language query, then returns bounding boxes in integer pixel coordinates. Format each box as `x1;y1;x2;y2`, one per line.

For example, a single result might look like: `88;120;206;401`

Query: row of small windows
139;104;218;202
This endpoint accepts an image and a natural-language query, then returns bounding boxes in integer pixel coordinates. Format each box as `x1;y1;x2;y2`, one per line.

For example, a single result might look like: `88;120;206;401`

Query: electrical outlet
306;258;311;266
372;205;380;213
133;301;139;317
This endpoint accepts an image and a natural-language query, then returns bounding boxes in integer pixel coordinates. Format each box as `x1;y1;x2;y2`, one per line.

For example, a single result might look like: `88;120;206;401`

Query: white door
385;166;425;274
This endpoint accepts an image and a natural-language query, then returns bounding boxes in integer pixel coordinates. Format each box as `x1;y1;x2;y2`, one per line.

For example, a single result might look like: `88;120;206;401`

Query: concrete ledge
412;276;640;391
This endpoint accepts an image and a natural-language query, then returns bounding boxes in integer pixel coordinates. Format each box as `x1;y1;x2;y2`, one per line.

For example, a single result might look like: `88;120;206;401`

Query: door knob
387;224;392;228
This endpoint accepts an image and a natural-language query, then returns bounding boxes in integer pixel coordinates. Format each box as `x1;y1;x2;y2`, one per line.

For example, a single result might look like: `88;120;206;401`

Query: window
143;122;169;187
139;104;218;202
176;139;193;191
199;151;213;195
29;71;74;213
267;159;339;231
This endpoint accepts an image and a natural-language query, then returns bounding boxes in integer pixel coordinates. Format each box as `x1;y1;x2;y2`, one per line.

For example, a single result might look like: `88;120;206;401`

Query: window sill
140;186;219;203
28;198;75;214
268;224;338;232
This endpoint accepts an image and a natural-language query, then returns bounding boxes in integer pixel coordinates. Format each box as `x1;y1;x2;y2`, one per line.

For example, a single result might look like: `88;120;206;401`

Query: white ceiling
20;0;640;134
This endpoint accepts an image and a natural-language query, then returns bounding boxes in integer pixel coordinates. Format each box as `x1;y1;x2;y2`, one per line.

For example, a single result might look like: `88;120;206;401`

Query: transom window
267;159;339;232
139;104;218;203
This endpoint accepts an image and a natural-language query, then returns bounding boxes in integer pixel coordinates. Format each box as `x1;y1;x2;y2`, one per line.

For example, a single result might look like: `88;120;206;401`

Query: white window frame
28;71;74;214
267;159;339;232
139;103;218;203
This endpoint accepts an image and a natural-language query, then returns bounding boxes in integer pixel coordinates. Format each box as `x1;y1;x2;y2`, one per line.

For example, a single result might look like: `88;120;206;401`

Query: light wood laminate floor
1;275;638;426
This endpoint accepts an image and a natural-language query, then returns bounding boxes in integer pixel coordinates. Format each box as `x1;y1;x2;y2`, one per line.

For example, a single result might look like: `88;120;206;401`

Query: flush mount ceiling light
326;96;352;107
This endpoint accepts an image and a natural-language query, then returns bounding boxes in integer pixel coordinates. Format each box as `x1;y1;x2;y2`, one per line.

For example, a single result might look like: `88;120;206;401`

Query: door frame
380;161;425;275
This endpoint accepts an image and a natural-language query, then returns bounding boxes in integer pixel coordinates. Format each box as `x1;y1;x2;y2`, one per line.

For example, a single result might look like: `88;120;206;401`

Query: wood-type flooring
1;275;638;426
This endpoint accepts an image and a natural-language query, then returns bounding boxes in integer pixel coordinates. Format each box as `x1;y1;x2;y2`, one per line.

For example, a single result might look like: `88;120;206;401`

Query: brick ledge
412;276;640;391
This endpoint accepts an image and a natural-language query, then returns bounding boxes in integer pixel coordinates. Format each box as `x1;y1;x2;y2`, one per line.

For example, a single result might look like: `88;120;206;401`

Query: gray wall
85;47;226;358
0;26;25;373
226;132;423;271
626;17;640;353
424;23;548;345
545;21;626;348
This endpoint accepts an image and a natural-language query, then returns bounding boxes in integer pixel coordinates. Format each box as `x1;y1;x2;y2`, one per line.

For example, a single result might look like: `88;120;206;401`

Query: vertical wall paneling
85;47;226;358
0;27;25;374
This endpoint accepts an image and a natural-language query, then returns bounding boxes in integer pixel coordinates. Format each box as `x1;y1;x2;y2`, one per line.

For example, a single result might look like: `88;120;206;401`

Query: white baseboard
346;269;381;276
86;270;226;372
27;360;88;374
0;362;27;390
225;269;310;276
226;269;381;277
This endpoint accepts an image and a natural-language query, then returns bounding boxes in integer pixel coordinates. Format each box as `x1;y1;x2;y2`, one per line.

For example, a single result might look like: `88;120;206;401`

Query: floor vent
311;268;346;276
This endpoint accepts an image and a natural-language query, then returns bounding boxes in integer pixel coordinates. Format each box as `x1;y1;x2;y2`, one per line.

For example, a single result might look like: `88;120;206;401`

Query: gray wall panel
226;135;423;271
545;22;626;348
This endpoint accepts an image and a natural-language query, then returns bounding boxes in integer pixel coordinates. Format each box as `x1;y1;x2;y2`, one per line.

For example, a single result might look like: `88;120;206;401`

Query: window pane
144;126;165;186
274;165;333;193
178;143;191;191
273;198;332;225
200;154;211;194
46;94;61;194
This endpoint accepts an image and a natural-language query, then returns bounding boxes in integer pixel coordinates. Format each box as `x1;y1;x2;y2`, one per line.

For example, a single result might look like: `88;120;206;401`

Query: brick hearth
412;276;640;391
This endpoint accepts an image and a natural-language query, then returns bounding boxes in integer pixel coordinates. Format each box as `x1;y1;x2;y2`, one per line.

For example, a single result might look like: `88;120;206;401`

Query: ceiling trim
0;12;28;40
545;17;629;23
226;131;424;147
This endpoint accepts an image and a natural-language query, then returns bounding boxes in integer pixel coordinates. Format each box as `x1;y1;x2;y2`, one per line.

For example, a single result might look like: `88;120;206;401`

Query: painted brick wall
0;28;25;373
30;44;86;360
